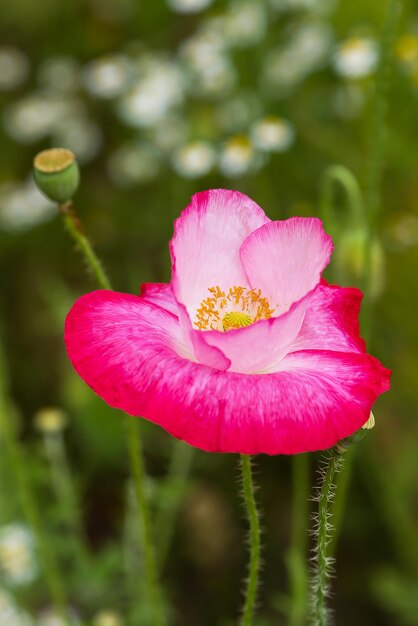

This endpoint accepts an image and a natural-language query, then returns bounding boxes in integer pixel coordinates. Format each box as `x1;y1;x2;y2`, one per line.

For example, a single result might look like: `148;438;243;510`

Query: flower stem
60;202;111;290
239;454;262;626
311;449;344;626
126;419;166;626
320;165;364;234
288;454;309;626
0;336;70;624
59;201;165;625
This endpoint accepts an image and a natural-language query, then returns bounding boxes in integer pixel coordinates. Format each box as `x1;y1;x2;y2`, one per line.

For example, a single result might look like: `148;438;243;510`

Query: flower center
195;285;274;331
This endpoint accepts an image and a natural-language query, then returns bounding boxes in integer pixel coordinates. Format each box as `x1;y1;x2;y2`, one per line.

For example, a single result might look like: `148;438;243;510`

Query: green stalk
126;420;166;626
0;337;71;624
311;450;344;626
288;454;310;626
59;201;165;625
320;165;364;234
239;455;262;626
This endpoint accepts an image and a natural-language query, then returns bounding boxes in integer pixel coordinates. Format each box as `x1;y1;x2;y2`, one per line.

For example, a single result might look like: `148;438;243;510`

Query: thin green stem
320;165;364;234
59;201;165;625
329;448;354;557
127;419;165;626
311;449;344;626
0;338;71;624
60;202;111;290
239;454;262;626
288;454;310;626
156;440;194;571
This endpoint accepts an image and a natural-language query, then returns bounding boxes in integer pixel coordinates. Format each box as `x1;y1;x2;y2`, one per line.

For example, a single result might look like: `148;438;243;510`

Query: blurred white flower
83;54;132;99
263;21;332;91
172;141;216;178
93;609;123;626
167;0;213;13
52;117;103;163
107;143;160;187
4;94;83;144
38;57;80;92
333;37;378;78
0;524;37;586
180;30;236;97
251;116;294;152
219;135;260;177
0;588;33;626
118;59;184;127
0;179;56;233
0;47;29;91
221;1;267;48
33;407;68;434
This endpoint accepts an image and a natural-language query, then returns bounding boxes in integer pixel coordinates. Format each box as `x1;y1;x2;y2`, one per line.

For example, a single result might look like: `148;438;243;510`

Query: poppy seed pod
33;148;79;203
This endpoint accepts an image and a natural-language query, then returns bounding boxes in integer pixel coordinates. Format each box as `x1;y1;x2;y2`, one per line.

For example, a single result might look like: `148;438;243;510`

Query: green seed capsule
33;148;80;203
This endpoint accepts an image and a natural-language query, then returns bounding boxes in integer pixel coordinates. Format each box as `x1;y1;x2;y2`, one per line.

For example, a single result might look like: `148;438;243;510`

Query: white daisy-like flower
0;179;56;233
333;36;379;78
251;116;295;152
172;141;216;178
219;135;259;177
118;59;184;127
0;524;37;586
83;54;132;99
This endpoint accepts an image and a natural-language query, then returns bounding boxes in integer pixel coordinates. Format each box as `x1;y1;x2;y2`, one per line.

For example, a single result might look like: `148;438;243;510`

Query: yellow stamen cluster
195;285;275;331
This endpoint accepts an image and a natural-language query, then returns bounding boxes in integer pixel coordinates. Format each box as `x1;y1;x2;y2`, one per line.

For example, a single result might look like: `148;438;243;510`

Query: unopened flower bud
335;411;375;454
33;148;79;203
33;407;67;434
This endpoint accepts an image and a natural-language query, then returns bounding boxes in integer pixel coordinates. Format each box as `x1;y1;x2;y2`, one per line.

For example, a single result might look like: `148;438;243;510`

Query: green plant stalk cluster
0;337;72;625
59;201;166;626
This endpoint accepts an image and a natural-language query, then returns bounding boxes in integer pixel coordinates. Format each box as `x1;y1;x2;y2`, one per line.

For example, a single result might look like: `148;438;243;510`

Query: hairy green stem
329;449;353;557
0;338;71;624
239;454;262;626
127;419;166;626
311;449;344;626
288;454;310;626
60;202;111;290
156;440;194;571
59;202;165;625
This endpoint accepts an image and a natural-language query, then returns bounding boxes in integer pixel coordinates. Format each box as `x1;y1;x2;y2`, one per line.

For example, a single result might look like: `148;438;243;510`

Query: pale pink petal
170;189;270;319
140;282;179;317
65;291;390;454
240;217;333;315
288;282;367;354
202;290;313;373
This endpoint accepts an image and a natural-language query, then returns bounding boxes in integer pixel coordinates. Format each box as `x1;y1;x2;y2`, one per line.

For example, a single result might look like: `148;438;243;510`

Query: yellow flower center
195;285;274;331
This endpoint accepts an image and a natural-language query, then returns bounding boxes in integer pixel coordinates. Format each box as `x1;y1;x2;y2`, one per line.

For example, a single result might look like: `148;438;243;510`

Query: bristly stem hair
310;448;344;626
239;454;262;626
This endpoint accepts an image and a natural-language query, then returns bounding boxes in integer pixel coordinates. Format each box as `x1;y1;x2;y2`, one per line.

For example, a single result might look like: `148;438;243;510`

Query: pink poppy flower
64;189;390;454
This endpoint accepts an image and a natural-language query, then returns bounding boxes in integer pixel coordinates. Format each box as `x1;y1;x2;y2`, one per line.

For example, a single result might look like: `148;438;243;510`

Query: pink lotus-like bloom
65;190;390;454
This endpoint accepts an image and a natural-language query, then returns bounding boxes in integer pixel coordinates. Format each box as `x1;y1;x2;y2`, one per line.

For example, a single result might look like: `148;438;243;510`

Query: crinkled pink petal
64;290;390;455
288;282;367;354
140;282;179;317
170;189;270;320
201;289;314;373
240;217;333;315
